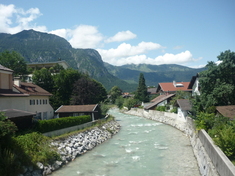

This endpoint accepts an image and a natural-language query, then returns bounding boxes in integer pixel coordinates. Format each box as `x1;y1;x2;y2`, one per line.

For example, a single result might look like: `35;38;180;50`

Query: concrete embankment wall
124;108;235;176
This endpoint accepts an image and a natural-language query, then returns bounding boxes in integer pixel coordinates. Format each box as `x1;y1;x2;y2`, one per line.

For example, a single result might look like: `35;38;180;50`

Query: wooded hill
0;30;205;91
104;63;206;86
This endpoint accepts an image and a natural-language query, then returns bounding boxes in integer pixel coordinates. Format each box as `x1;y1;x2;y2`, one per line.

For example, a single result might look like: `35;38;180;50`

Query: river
51;108;200;176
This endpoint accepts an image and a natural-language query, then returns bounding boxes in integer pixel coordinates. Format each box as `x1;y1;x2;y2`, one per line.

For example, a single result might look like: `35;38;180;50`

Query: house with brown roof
188;73;200;96
156;81;192;95
145;94;175;110
176;99;192;121
216;105;235;120
147;87;157;95
0;65;54;120
1;109;36;130
55;104;100;121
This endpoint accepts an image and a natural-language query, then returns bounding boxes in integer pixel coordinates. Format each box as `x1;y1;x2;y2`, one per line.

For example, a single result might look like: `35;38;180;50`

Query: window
73;113;79;116
40;99;42;104
36;100;39;105
43;112;47;119
33;100;35;105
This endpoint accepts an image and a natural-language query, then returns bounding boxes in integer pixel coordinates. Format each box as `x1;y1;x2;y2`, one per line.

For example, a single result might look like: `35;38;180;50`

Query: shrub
35;115;91;133
123;98;139;110
14;132;60;165
170;107;178;113
156;106;166;112
212;124;235;159
115;96;124;109
100;103;109;117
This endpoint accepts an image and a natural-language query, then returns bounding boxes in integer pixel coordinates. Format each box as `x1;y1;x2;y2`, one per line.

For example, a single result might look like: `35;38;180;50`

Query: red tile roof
56;104;98;113
216;105;235;119
158;82;191;92
13;82;52;96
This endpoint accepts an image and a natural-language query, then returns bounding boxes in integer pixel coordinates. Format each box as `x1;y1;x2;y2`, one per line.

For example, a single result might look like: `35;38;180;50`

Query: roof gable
145;94;175;110
0;64;13;73
14;82;52;96
1;109;36;118
177;99;192;111
55;104;98;113
216;105;235;119
158;82;191;92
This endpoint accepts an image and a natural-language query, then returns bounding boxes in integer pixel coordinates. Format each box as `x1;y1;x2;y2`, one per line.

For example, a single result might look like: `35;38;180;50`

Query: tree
0;112;17;139
50;69;83;109
134;73;149;102
70;77;107;105
198;50;235;109
32;68;54;93
123;98;139;110
0;50;27;76
109;86;122;104
115;96;124;109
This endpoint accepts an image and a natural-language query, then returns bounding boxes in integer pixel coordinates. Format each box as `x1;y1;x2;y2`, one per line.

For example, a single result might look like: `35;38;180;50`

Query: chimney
173;80;176;87
14;77;21;87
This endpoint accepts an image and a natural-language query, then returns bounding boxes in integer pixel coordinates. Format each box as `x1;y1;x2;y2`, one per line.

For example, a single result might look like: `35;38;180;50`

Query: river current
51;108;200;176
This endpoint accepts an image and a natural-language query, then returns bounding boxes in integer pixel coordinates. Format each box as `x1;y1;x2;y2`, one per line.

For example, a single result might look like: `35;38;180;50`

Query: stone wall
124;108;235;176
18;120;120;176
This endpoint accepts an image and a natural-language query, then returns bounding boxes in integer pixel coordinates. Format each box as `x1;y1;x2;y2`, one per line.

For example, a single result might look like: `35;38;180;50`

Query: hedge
35;115;91;133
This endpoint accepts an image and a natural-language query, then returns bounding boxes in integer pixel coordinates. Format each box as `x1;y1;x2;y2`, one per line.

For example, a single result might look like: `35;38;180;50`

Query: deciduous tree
109;86;122;104
199;50;235;109
0;50;27;76
70;77;107;105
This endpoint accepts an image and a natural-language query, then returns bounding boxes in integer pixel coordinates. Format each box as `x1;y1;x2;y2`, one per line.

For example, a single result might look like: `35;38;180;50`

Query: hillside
104;63;206;86
0;29;205;92
0;30;136;92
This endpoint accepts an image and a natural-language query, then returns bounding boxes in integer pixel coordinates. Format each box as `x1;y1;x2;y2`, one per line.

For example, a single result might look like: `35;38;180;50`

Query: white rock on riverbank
19;120;120;176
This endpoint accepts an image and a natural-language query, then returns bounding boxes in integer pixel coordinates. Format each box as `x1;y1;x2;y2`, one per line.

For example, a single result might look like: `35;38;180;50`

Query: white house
0;64;54;120
176;99;192;121
188;74;200;96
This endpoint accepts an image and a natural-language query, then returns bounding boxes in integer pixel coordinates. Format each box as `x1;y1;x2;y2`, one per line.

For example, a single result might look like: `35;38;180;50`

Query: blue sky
0;0;234;68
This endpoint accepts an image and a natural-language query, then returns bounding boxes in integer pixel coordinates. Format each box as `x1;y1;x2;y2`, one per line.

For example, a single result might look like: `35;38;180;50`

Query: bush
35;115;91;133
14;132;60;165
123;98;139;110
170;107;178;113
156;106;166;112
211;124;235;159
115;96;124;109
100;103;109;117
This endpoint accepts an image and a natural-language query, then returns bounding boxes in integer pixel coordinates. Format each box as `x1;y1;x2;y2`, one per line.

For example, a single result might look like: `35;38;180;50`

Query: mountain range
0;30;205;92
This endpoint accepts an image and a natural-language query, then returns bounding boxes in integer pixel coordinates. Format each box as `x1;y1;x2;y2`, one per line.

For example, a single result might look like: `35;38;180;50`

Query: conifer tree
135;73;149;102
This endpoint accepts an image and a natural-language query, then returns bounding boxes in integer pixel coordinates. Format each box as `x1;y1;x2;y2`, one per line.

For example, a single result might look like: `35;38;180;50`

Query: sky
0;0;234;68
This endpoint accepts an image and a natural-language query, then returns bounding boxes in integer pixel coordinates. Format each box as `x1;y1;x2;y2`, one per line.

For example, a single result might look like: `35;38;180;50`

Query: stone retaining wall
124;108;235;176
18;120;120;176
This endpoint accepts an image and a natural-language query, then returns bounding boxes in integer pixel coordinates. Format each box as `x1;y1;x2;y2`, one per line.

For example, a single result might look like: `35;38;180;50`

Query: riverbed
51;108;200;176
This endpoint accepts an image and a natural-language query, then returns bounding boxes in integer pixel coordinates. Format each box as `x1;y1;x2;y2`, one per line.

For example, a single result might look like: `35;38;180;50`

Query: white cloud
99;50;197;66
68;25;103;48
49;28;70;39
0;4;46;34
97;41;163;59
105;30;137;43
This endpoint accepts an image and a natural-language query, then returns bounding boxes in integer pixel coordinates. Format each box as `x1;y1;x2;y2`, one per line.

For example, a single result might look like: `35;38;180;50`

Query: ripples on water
51;109;200;176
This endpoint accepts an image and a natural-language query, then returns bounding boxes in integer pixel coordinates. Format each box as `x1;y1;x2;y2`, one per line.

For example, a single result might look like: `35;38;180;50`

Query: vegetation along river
51;108;200;176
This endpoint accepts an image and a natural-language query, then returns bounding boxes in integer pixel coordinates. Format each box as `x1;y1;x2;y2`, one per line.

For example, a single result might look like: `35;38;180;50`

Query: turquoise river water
51;108;200;176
